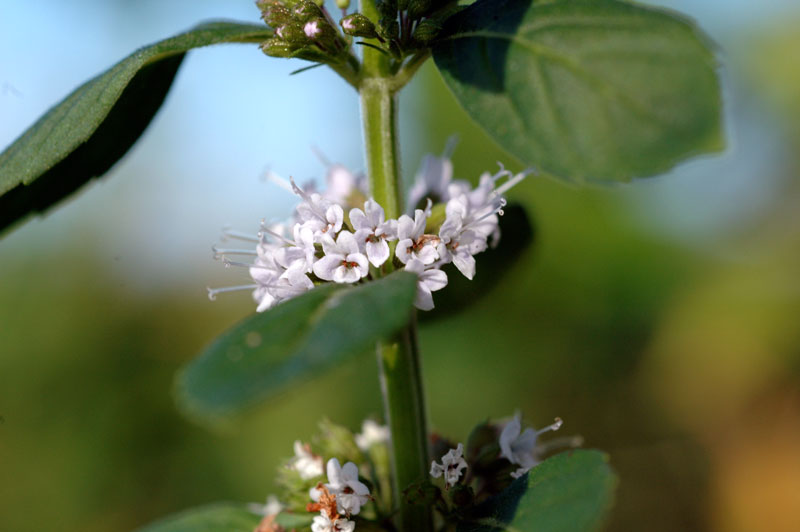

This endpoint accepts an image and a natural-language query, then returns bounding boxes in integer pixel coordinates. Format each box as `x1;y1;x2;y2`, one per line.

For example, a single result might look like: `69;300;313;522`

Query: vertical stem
359;2;433;530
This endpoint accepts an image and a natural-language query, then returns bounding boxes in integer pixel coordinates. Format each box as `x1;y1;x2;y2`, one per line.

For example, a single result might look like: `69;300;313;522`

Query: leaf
177;272;418;421
457;450;617;532
134;503;260;532
421;203;535;322
0;21;272;234
433;0;723;183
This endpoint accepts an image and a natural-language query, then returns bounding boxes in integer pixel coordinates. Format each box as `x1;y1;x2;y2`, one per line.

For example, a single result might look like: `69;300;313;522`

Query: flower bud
407;0;433;19
292;0;324;22
340;13;377;38
257;0;293;27
260;37;294;58
412;17;442;44
449;483;474;507
378;17;400;41
276;21;312;48
336;0;351;9
303;18;339;50
376;0;398;19
398;0;410;11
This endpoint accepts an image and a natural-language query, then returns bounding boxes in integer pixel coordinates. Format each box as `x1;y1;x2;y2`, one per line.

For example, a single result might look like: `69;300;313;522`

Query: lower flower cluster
250;414;576;532
209;151;531;312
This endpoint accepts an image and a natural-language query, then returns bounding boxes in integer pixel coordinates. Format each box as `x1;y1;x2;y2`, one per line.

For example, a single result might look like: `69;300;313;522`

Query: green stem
359;2;433;530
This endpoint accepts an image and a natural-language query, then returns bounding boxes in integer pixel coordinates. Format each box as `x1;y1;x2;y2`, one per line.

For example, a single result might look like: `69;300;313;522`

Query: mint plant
0;1;722;531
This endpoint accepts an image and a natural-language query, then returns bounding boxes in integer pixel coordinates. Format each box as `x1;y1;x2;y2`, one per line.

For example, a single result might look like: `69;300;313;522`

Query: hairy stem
359;2;433;530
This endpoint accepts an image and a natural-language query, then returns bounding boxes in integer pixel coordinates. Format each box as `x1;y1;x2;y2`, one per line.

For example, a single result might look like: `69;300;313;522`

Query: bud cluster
208;149;532;313
341;0;458;57
257;0;350;61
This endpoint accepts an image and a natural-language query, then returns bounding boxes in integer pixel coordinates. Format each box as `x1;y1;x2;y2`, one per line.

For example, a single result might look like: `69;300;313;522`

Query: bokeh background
2;1;799;531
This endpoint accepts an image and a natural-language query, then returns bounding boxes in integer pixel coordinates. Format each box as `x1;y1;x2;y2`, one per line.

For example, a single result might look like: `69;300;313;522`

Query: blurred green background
1;1;799;531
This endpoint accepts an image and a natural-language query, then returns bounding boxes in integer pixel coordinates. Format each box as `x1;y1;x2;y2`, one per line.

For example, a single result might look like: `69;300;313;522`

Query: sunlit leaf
433;0;722;183
0;21;272;234
457;450;617;532
177;272;418;421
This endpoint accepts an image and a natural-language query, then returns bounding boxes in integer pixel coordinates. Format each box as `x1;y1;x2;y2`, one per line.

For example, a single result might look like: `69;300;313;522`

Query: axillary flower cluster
208;150;530;312
252;414;570;531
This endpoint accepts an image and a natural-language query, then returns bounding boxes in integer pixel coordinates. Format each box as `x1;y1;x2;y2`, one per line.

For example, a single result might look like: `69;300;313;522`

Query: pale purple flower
313;231;369;283
311;512;355;532
310;458;371;516
395;204;438;265
499;413;562;478
350;199;398;267
355;419;390;451
289;440;324;480
430;443;468;489
405;258;447;311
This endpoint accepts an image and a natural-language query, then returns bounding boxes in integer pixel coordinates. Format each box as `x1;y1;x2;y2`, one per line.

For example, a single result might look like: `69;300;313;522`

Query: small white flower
396;205;439;265
248;494;284;516
323;164;365;205
407;152;455;211
304;20;321;38
311;458;371;516
350;199;398;267
355;419;390;451
404;259;448;311
289;440;324;480
499;414;562;478
313;231;370;283
311;512;356;532
430;443;468;489
292;178;344;241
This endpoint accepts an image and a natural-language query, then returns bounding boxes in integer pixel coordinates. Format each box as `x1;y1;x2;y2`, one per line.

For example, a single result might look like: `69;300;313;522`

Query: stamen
265;169;295;194
463;198;506;231
222;258;274;271
212;245;257;258
443;135;459;159
311;145;332;167
221;228;260;243
207;284;257;300
260;226;295;246
536;417;563;435
492;169;535;198
290;177;328;223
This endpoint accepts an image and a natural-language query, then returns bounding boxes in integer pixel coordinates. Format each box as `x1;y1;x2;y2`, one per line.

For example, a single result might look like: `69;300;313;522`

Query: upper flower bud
340;13;378;39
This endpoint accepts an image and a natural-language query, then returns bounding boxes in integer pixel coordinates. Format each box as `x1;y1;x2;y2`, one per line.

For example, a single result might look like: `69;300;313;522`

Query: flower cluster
209;151;530;312
252;414;573;531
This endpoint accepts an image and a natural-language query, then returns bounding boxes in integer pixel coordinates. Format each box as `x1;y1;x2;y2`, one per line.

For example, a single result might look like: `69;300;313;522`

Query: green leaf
0;21;272;234
133;503;260;532
177;272;418;421
433;0;723;183
457;450;617;532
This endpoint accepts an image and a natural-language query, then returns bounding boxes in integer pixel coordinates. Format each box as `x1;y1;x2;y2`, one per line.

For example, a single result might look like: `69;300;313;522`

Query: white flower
248;494;284;516
395;205;439;265
313;231;370;283
499;414;562;478
292;178;344;241
323;164;365;205
289;440;324;480
311;458;371;516
407;152;454;211
350;199;398;267
311;512;356;532
430;443;468;489
355;419;390;451
404;259;448;311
